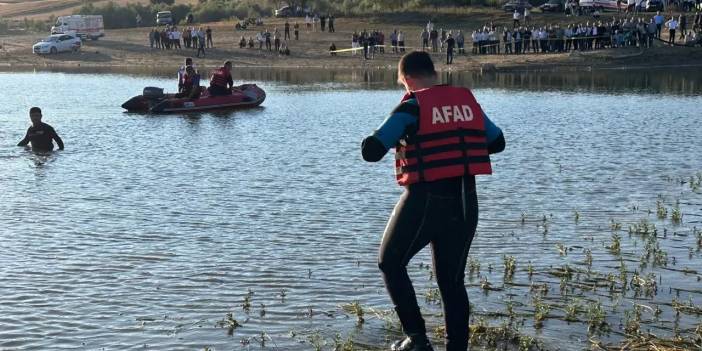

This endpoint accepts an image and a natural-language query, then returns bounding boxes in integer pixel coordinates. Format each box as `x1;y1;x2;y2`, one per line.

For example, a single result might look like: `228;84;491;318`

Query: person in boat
178;57;195;93
175;65;201;99
207;61;234;96
361;51;505;351
17;107;64;151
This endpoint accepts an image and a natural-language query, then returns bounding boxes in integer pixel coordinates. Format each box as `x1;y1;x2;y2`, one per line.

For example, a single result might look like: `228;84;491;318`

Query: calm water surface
0;70;701;350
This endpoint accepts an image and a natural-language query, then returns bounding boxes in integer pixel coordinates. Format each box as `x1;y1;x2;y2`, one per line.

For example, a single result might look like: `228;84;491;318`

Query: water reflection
3;65;701;95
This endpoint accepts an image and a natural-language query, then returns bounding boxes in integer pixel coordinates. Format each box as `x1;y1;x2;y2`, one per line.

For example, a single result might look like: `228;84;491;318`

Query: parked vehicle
275;6;294;17
578;0;620;11
539;0;566;12
502;0;533;12
51;15;104;40
274;5;310;17
33;33;81;55
156;11;173;25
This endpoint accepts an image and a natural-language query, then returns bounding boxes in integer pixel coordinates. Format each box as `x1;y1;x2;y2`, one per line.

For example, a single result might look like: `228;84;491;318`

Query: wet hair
29;107;42;115
185;57;193;64
223;60;233;69
398;51;436;79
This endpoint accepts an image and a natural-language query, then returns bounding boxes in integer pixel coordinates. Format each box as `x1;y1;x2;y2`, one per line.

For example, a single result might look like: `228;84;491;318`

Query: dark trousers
285;29;290;40
379;176;478;351
669;29;676;44
446;48;454;64
196;46;205;57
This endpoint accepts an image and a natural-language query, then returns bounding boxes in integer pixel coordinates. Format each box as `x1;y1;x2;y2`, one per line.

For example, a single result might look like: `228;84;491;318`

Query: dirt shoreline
2;15;701;76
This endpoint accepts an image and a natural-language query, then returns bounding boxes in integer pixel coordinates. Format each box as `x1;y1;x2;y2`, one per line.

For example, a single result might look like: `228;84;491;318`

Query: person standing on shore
361;51;505;351
191;27;199;49
154;28;161;49
328;14;335;32
321;15;326;32
679;14;687;40
274;28;281;52
445;32;455;64
430;28;438;52
352;31;359;55
285;20;291;40
654;11;665;38
513;9;521;28
421;28;429;51
265;29;272;51
398;30;406;53
17;107;64;152
196;28;206;57
206;26;213;48
149;29;155;48
666;16;678;45
294;22;300;40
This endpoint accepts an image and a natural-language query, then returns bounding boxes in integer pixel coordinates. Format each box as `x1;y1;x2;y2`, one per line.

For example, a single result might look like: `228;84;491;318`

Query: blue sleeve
372;99;418;150
482;110;502;143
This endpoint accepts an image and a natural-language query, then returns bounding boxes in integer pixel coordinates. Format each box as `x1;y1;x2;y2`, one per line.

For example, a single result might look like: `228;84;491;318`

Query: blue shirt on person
372;97;503;151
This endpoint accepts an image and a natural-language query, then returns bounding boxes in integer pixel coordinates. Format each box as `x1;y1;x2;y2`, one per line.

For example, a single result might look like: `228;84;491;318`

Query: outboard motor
143;87;165;98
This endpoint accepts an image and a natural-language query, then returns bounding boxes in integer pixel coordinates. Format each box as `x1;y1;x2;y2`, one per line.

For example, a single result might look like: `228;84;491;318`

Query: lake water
1;68;701;351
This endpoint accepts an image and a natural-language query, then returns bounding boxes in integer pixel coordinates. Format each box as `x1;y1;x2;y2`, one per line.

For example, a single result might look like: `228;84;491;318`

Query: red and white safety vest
395;85;492;186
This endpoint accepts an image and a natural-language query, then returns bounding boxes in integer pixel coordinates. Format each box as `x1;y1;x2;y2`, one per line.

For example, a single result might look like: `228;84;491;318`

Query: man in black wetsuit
17;107;64;151
361;51;505;351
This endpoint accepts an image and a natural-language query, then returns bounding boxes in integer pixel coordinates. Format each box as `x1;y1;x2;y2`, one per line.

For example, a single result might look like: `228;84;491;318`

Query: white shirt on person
667;19;679;29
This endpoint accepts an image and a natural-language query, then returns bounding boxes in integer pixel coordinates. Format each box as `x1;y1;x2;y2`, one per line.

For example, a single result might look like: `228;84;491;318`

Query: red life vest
182;74;194;89
395;85;492;186
209;67;230;88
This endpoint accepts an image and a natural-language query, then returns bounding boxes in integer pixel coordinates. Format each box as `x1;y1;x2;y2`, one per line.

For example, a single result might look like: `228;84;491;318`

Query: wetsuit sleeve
17;128;30;147
227;74;234;89
482;110;505;154
49;126;64;150
361;99;419;162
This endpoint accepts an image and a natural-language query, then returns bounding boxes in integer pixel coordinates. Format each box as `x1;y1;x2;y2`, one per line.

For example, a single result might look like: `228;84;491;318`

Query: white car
33;33;81;55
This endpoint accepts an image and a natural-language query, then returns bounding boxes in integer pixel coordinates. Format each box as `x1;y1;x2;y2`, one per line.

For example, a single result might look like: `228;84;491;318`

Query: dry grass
0;0;199;20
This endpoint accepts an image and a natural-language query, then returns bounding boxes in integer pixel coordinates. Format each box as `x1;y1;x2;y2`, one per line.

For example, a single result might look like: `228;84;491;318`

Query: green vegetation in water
503;255;517;282
341;301;365;325
215;312;242;336
608;234;622;256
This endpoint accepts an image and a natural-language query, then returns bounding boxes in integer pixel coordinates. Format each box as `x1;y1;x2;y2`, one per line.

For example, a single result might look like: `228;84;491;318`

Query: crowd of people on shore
304;13;336;32
337;11;701;63
237;27;291;55
149;25;214;57
469;11;702;56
